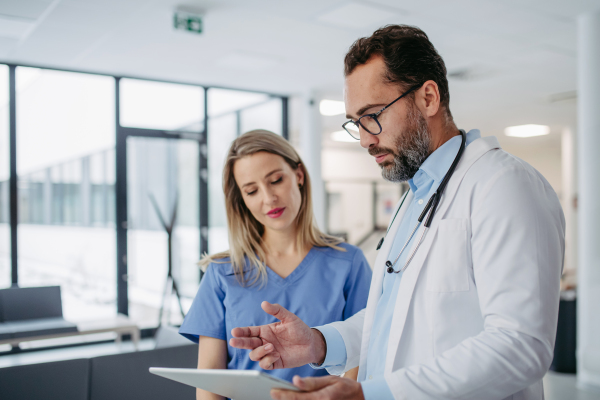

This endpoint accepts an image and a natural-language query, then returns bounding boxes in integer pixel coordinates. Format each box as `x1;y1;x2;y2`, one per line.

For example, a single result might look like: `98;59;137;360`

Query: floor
545;371;600;400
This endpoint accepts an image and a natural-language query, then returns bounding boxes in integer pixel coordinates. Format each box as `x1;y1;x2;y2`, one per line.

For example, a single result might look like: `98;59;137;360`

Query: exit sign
173;11;203;34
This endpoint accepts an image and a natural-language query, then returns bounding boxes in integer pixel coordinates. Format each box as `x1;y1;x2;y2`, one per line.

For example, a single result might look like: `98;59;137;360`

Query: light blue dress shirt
315;130;480;400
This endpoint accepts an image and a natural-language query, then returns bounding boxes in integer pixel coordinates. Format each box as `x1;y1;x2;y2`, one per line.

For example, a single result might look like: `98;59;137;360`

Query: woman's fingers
229;337;263;350
249;342;275;361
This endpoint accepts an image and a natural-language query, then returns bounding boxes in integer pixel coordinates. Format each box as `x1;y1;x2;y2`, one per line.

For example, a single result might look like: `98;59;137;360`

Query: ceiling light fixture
504;124;550;138
320;99;345;116
331;130;356;142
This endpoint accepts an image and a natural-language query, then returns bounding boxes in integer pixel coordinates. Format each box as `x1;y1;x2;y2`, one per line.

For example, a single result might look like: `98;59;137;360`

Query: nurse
179;130;372;400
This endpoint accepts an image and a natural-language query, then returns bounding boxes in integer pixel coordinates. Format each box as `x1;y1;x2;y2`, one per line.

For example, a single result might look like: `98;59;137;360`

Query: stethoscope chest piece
385;260;394;273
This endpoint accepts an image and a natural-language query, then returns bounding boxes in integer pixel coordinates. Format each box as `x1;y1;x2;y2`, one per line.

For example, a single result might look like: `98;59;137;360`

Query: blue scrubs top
179;243;372;382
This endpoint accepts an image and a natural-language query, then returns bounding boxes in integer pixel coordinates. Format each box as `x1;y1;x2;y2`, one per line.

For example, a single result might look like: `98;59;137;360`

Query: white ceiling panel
0;0;590;142
0;0;52;20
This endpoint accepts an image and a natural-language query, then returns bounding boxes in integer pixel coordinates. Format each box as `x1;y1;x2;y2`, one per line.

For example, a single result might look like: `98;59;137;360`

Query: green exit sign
173;11;203;34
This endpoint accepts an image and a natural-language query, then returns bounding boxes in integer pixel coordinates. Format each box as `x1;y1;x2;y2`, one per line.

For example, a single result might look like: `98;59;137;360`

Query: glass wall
127;137;199;328
207;89;283;254
0;65;9;289
0;62;286;333
16;67;116;322
120;79;204;132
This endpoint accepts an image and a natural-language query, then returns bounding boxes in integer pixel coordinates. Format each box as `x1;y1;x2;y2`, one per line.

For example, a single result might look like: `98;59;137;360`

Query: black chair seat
1;317;78;339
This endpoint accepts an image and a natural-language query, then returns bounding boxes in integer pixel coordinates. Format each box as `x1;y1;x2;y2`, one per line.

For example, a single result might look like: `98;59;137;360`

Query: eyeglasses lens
343;122;360;139
359;115;381;135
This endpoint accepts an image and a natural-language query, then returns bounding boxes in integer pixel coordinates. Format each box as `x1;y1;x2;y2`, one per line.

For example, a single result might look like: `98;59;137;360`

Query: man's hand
229;301;326;370
271;376;365;400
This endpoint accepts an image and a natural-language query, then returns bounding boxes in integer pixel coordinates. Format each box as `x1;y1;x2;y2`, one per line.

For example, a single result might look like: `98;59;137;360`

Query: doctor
230;25;565;400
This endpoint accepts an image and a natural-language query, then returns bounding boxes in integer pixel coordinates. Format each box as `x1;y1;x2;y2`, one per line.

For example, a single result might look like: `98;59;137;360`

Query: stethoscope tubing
384;130;467;274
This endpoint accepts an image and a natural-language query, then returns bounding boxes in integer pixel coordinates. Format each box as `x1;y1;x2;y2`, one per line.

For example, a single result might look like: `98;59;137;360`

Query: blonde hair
200;129;344;285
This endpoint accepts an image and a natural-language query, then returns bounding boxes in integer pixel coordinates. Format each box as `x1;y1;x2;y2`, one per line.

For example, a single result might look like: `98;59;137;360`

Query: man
230;25;565;400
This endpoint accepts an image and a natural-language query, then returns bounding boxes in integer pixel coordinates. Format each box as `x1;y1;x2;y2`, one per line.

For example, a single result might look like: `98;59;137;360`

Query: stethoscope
376;130;467;274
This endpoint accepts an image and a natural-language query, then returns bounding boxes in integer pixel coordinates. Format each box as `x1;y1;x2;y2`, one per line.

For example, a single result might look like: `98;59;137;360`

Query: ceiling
0;0;597;143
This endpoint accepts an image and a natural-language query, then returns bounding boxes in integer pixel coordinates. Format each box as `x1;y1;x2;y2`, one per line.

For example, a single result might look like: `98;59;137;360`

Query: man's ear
416;80;441;118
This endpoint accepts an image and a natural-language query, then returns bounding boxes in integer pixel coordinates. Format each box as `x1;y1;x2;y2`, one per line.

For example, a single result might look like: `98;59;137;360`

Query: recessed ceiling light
504;124;550;138
317;2;396;29
331;130;357;142
320;99;345;116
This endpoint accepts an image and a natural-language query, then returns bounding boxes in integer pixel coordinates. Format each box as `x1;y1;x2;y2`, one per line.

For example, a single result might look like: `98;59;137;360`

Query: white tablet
149;367;300;400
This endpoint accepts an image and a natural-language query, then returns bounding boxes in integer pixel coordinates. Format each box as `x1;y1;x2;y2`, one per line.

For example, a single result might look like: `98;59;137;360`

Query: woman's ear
296;163;305;187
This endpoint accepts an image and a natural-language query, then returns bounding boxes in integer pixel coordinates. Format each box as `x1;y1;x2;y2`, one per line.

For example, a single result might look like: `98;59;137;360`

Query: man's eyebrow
241;168;283;188
346;103;386;120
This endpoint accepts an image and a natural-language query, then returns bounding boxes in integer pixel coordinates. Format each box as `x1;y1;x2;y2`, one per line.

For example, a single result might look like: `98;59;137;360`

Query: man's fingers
231;326;261;338
293;375;338;392
262;301;296;323
271;388;302;400
258;352;281;370
249;343;275;362
229;337;263;350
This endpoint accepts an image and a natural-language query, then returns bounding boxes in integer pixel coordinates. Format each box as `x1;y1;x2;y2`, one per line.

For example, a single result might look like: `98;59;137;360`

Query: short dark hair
344;25;451;118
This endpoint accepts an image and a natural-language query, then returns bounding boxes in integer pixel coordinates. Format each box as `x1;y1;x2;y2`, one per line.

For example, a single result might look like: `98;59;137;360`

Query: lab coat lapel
384;136;501;373
358;191;414;382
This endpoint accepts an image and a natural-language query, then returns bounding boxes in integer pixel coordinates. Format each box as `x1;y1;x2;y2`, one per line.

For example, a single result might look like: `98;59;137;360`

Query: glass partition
16;67;116;321
120;79;204;131
0;63;285;331
0;65;9;288
206;89;281;254
127;136;199;328
240;98;283;135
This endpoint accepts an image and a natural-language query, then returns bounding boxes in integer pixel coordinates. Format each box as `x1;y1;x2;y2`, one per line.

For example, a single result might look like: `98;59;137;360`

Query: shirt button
418;199;424;205
369;375;373;380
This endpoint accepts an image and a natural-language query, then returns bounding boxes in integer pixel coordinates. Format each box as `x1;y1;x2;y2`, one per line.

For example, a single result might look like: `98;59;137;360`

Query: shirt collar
408;129;481;193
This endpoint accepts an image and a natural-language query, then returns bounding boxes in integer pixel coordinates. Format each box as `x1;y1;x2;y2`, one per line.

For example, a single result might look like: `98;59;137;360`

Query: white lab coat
326;136;565;400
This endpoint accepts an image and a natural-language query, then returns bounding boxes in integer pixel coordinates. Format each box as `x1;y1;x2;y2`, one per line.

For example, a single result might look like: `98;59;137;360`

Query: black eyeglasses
342;83;423;140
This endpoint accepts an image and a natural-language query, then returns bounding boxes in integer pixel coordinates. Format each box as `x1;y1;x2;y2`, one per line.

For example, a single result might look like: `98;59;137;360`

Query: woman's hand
229;301;326;370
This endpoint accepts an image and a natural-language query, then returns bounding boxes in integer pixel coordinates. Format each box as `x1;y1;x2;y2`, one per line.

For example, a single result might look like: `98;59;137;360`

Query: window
126;137;200;328
16;67;116;322
0;65;8;288
0;63;286;335
120;79;204;131
207;89;282;254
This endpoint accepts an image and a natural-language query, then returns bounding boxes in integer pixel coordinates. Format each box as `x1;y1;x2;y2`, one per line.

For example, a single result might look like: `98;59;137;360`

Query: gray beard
381;105;431;182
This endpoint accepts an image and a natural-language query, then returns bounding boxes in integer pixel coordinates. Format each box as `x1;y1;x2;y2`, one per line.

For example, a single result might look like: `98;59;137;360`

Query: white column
300;92;325;231
577;10;600;390
561;127;577;284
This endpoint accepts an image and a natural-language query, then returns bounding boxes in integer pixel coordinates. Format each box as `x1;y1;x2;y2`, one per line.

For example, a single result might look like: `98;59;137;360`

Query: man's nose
359;127;378;149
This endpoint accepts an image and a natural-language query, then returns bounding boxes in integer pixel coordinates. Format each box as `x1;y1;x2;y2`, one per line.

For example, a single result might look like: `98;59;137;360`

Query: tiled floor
545;371;600;400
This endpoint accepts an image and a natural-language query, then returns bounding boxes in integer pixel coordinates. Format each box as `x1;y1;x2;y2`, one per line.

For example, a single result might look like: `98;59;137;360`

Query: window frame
3;62;289;322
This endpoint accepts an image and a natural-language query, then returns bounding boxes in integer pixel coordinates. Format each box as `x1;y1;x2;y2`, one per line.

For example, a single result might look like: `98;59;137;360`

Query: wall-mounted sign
173;11;203;34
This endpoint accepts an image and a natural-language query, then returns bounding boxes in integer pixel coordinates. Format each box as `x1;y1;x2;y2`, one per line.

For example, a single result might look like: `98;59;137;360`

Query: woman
179;130;372;400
